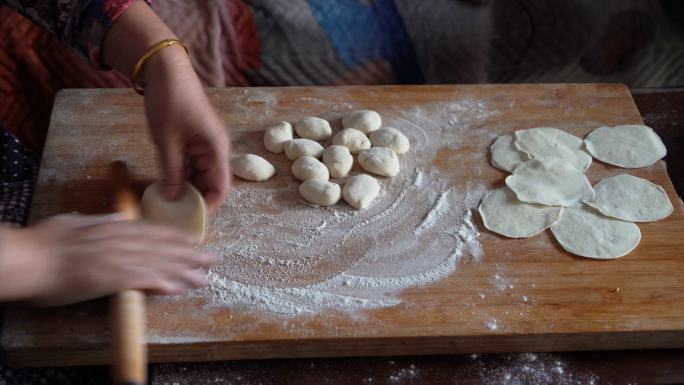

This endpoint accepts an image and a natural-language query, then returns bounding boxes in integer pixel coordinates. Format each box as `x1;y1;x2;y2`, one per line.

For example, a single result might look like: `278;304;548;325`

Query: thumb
159;141;186;201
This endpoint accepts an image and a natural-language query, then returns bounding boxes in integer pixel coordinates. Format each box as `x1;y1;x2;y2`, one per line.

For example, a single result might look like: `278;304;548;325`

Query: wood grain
2;84;684;367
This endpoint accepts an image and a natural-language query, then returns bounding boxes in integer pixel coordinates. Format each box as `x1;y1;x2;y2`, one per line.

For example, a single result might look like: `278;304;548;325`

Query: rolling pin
109;161;147;385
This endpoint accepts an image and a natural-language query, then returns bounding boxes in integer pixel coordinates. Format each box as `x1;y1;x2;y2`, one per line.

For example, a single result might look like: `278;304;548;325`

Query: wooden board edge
4;331;684;367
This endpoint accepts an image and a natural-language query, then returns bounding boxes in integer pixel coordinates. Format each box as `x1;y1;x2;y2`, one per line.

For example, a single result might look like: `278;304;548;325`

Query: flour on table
196;100;494;315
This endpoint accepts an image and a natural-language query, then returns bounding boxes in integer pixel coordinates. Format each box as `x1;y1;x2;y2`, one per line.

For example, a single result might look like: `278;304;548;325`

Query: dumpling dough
490;134;530;172
358;147;399;177
332;128;371;154
585;174;673;222
283;139;325;161
322;145;353;178
294;117;332;140
291;156;329;181
369;127;410;154
263;121;293;153
506;159;594;206
140;181;207;242
550;205;641;259
342;174;380;209
298;179;341;206
515;127;592;172
231;154;276;181
479;187;563;238
341;110;381;134
584;125;667;168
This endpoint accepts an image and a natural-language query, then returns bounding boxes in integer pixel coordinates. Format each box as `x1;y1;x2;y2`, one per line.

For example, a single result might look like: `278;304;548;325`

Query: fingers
75;220;199;246
158;138;187;201
185;124;231;213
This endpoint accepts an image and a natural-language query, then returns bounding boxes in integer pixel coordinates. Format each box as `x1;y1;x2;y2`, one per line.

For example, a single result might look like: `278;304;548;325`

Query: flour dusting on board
195;95;497;315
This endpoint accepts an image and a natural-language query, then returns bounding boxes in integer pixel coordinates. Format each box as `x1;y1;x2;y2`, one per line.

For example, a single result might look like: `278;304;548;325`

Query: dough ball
479;187;563;238
550;205;641;259
283;139;325;161
298;179;341;206
585;174;673;222
369;127;410;154
341;109;381;134
295;117;332;140
140;181;207;242
490;134;529;172
291;156;329;181
322;145;353;178
584;124;667;168
231;154;276;181
332;128;371;154
358;147;399;177
263;121;293;153
342;173;380;209
505;159;594;206
515;127;592;172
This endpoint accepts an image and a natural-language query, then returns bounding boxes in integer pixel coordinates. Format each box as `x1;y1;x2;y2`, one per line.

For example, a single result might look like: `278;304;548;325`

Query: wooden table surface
2;86;684;384
152;88;684;385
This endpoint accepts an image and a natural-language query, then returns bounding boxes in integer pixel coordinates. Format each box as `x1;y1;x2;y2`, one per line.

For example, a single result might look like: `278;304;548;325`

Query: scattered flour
195;99;493;315
42;90;498;317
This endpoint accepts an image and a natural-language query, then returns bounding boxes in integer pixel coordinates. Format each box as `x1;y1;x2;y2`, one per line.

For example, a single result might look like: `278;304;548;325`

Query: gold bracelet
131;38;188;95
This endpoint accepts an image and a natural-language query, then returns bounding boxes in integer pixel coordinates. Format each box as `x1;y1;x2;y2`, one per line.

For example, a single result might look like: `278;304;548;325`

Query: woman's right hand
0;213;215;305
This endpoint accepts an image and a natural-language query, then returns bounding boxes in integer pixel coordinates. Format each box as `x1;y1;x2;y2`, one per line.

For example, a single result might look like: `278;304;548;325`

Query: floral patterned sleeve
2;0;149;68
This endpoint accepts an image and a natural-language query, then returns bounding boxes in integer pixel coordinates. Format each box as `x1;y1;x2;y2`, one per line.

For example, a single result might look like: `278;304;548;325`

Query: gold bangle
131;38;188;95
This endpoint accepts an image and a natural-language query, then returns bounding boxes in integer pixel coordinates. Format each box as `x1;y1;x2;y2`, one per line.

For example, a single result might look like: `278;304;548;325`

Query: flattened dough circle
479;187;563;238
585;174;673;222
505;159;594;207
515;127;592;172
584;125;667;168
550;205;641;259
490;134;529;172
140;181;207;242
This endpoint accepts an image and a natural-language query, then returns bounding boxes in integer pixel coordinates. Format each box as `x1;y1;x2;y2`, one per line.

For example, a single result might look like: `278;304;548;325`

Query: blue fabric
307;0;424;83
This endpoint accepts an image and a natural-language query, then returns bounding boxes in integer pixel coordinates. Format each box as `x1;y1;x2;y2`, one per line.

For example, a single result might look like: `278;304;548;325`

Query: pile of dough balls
231;110;410;209
480;125;672;260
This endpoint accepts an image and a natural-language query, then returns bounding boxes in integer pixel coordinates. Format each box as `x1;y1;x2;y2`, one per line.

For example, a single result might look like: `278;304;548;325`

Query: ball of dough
332;128;371;154
231;154;276;181
343;174;380;209
322;145;353;178
140;181;207;242
358;147;399;177
295;117;332;140
298;179;341;206
342;110;381;134
263;121;293;153
283;139;325;161
369;127;410;154
291;156;329;181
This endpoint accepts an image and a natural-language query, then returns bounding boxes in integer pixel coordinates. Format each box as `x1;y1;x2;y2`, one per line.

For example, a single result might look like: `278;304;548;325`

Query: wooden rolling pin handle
109;161;147;385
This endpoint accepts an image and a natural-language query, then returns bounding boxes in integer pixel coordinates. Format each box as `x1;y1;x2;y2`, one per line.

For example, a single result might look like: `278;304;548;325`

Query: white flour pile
195;97;496;315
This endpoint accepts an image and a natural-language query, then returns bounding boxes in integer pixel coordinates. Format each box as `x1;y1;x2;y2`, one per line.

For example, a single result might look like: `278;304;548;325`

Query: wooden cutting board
3;84;684;367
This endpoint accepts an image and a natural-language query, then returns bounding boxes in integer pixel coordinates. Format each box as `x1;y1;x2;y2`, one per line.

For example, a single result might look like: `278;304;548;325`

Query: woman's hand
143;48;231;213
0;214;215;305
102;0;231;213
